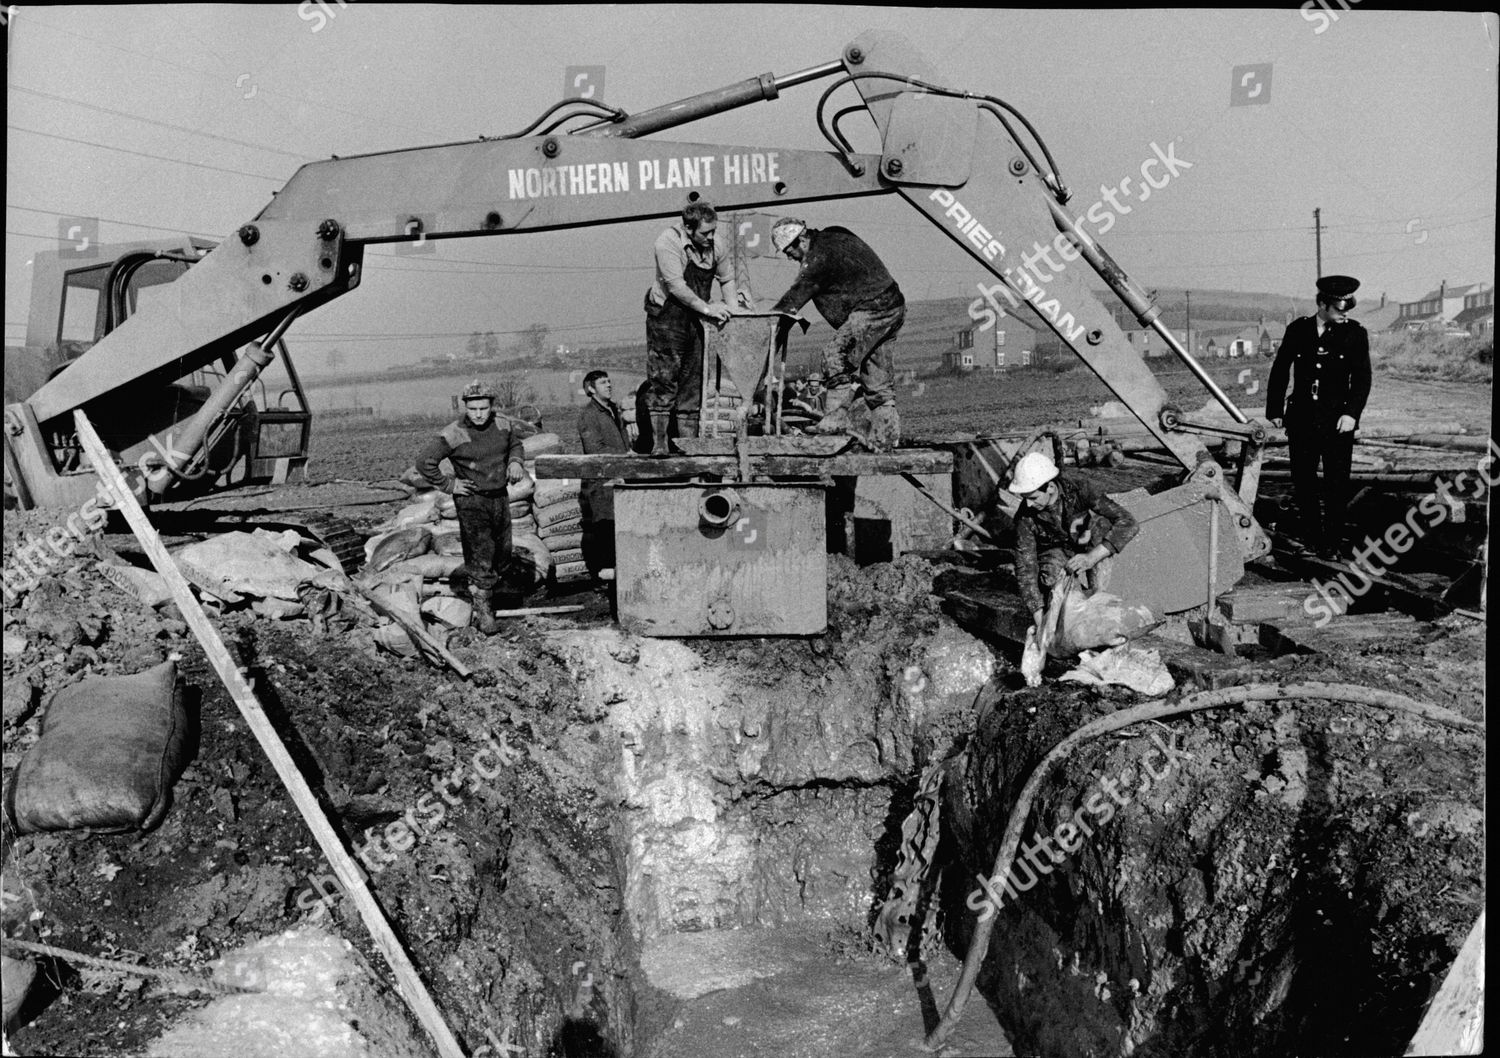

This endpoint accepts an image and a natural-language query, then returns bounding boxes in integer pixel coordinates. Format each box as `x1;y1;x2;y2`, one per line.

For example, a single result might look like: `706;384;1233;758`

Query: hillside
296;288;1330;388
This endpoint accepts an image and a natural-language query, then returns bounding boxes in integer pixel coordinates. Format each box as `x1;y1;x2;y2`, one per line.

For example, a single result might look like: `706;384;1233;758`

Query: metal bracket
1159;407;1267;446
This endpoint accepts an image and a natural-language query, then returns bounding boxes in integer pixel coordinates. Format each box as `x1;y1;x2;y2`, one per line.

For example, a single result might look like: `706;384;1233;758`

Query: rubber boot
649;412;673;456
677;412;700;439
811;385;857;435
469;586;499;635
867;404;901;451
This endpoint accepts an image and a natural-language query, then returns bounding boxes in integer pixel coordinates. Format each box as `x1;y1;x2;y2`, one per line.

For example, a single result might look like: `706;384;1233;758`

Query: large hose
923;681;1483;1051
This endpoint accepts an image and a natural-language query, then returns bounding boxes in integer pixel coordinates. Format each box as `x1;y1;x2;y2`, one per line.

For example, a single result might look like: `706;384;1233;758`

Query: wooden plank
1261;613;1424;655
1220;584;1320;623
73;411;467;1058
1406;911;1484;1055
533;449;955;480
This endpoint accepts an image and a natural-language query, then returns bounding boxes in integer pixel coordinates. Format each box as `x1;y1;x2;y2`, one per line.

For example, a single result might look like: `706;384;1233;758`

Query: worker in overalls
643;201;752;456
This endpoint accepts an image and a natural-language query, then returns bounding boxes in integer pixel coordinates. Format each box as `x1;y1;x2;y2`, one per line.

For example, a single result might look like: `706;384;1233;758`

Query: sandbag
538;500;583;528
513;513;538;537
431;529;464;557
534;478;580;509
421;595;473;630
553;559;589;580
540;530;584;553
384;553;464;580
508;499;533;519
539;515;583;537
363;526;433;573
508;473;536;502
5;661;188;834
375;495;441;532
99;562;173;609
372;621;419;658
1060;645;1175;697
1051;578;1158;658
521;432;562;458
511;532;552;576
436;492;457;520
549;546;585;566
174;532;328;602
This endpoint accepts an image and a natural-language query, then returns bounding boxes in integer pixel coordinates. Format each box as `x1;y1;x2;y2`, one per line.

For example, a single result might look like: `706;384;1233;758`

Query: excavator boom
8;28;1268;596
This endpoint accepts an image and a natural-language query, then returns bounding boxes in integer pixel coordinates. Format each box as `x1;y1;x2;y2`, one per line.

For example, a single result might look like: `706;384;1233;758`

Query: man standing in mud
1265;275;1371;558
770;218;906;450
417;380;526;635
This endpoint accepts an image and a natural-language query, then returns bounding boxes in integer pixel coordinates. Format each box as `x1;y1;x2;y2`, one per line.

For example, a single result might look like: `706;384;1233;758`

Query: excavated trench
529;555;1483;1058
3;535;1483;1058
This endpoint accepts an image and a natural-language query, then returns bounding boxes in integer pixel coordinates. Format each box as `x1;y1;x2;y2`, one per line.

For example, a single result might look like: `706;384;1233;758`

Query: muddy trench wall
555;558;997;952
935;680;1484;1058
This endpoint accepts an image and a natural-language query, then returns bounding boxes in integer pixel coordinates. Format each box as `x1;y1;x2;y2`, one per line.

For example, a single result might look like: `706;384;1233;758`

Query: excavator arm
13;28;1267;572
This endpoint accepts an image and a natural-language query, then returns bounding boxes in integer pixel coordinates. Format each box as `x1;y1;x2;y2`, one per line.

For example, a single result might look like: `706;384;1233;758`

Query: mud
930;619;1484;1057
3;373;1489;1057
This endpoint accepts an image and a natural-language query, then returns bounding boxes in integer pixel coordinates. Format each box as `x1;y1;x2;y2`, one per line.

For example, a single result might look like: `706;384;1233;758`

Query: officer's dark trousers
1288;425;1354;549
454;491;512;593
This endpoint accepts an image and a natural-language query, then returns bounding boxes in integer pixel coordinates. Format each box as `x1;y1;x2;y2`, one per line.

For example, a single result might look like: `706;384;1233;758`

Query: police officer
1265;275;1371;557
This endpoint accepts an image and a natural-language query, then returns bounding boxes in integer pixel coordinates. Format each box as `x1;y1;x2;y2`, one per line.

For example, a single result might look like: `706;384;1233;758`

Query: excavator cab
5;239;313;509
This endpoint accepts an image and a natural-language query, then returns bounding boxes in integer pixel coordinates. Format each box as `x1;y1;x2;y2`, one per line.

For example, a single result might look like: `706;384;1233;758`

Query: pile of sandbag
361;494;479;657
512;432;588;583
166;528;348;620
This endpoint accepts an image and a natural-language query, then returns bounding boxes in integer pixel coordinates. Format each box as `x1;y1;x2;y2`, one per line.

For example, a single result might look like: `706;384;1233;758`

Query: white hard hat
771;218;807;254
1009;451;1059;495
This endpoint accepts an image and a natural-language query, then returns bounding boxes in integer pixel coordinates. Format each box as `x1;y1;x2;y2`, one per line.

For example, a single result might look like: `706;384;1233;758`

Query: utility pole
1313;207;1323;280
1185;289;1192;354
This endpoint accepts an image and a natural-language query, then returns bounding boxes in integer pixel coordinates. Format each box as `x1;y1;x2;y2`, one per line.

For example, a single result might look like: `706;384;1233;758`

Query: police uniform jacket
1265;316;1371;431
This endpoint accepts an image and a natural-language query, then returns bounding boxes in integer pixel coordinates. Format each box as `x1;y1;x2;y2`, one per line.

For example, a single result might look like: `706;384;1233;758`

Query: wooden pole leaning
73;410;469;1058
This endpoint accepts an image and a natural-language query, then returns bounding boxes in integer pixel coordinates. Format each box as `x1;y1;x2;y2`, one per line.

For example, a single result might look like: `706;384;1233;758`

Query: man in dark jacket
578;370;630;584
770;218;906;450
1265;275;1371;557
1007;451;1140;630
416;380;526;634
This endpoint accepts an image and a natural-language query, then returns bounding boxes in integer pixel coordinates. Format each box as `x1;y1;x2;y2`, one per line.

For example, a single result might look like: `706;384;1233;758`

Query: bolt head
288;272;309;292
542;138;560;158
885;158;904;176
317;219;340;241
847;46;864;64
238;224;260;247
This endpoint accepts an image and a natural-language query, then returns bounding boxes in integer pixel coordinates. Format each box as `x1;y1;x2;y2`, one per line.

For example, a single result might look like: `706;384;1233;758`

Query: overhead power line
8;125;287;182
9;84;311;161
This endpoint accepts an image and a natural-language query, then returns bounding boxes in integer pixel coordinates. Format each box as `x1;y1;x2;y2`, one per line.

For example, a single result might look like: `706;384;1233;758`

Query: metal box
614;481;827;636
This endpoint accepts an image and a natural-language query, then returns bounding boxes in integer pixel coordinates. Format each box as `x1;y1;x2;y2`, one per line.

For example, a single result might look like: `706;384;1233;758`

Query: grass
1369;330;1493;383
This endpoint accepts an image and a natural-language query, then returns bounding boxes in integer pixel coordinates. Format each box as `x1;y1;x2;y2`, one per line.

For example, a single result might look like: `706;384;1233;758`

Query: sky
7;5;1496;373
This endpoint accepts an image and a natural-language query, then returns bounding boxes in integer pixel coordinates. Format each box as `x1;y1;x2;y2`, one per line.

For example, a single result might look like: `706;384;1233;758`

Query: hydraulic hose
924;681;1483;1050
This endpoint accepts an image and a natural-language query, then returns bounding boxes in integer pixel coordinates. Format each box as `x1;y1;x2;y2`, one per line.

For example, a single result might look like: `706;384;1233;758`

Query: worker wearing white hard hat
1008;451;1140;632
769;216;907;451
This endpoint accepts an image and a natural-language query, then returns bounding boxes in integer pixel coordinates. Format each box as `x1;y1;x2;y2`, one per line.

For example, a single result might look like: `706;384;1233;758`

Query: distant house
1452;283;1493;337
1396;281;1480;331
1352;293;1400;334
1116;326;1201;359
942;327;979;372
